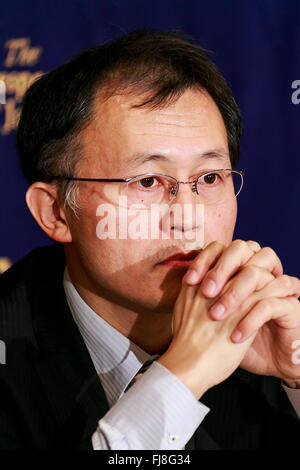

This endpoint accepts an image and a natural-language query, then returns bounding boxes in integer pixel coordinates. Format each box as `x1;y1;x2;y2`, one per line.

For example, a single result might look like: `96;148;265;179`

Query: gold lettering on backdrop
0;98;21;135
4;38;42;67
0;258;12;274
0;38;44;135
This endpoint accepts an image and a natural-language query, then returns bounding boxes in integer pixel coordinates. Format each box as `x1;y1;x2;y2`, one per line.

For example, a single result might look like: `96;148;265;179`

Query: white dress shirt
63;267;300;450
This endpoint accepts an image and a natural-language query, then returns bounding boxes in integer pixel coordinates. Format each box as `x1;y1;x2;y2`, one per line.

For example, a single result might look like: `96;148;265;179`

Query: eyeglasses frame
45;169;245;203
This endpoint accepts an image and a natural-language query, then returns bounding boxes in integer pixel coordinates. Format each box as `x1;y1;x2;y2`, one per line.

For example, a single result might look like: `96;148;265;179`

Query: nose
172;181;195;205
161;182;204;241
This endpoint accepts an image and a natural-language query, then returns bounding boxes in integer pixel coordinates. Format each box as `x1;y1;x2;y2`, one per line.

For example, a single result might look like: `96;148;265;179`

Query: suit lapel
185;427;221;450
25;244;298;450
29;244;110;448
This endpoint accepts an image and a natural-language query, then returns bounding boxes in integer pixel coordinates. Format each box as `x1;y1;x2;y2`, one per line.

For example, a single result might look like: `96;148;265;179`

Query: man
0;29;300;450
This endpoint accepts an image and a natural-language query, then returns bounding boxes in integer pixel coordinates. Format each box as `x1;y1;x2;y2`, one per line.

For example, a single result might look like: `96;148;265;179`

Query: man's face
65;88;237;313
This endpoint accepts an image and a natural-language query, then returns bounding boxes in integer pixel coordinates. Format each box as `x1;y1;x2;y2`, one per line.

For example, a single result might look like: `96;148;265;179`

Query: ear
25;182;72;243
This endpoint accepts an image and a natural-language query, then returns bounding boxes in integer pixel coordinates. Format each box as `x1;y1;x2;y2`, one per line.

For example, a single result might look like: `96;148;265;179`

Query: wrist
157;354;208;400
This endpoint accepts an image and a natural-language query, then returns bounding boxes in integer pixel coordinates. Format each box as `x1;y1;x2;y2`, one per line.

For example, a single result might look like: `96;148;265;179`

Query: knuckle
232;239;248;250
291;275;300;288
260;246;276;259
246;240;261;251
260;246;283;276
279;274;292;290
257;299;270;314
257;298;273;314
243;264;260;278
236;239;253;257
222;289;239;309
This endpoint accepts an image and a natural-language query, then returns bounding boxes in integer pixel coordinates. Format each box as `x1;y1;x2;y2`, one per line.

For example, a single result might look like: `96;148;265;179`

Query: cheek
204;200;237;245
69;203;154;275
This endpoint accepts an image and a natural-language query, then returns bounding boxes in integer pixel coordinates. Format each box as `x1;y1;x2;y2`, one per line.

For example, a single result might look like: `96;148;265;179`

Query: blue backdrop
0;0;299;276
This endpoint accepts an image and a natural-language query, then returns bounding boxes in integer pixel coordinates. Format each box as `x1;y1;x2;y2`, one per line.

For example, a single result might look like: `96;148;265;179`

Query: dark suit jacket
0;244;299;449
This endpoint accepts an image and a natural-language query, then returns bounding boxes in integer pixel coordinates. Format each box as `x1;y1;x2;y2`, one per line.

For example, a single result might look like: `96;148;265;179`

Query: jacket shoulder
0;244;65;340
0;244;64;293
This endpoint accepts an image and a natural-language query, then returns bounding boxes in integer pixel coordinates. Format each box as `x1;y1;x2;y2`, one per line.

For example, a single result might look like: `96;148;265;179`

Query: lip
158;250;199;267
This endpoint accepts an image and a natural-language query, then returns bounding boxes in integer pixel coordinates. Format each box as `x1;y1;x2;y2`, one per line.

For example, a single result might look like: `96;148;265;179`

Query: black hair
16;28;242;207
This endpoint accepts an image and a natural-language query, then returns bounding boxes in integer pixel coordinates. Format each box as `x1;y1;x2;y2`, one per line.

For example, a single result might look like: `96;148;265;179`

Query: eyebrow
127;149;230;169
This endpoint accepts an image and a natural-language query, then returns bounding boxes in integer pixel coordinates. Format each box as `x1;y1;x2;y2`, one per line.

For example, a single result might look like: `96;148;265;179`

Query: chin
155;272;184;313
127;276;182;314
138;295;177;315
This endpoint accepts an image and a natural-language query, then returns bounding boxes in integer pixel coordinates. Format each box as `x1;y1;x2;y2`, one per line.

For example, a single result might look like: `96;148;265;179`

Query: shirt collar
63;267;159;407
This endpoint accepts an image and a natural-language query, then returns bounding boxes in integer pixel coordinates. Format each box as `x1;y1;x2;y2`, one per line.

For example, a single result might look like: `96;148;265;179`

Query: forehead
79;88;229;175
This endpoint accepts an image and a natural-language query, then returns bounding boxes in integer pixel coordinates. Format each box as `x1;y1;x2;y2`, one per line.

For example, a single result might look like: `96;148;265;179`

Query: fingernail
232;330;242;343
211;303;226;319
202;279;216;296
185;269;198;283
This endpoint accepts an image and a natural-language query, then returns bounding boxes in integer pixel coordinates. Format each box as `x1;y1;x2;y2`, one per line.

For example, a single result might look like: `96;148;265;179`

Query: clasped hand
182;240;300;385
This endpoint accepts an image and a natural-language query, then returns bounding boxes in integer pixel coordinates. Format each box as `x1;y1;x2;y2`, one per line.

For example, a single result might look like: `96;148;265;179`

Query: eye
199;172;223;185
203;173;219;184
131;175;163;191
139;176;157;188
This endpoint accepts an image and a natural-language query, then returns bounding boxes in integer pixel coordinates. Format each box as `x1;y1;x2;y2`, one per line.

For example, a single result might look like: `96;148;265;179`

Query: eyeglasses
46;169;245;208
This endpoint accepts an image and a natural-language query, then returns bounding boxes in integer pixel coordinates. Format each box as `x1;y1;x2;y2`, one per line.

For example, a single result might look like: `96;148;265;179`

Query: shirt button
168;433;178;444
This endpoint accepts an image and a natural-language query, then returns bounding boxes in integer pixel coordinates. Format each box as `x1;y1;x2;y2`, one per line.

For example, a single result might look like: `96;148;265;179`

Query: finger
254;274;300;299
184;239;258;286
245;240;261;253
200;239;258;297
184;240;226;284
244;246;283;278
201;241;283;298
231;296;300;343
209;265;274;320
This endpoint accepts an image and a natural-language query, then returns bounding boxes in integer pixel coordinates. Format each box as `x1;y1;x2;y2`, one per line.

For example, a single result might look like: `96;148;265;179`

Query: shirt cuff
92;361;209;450
281;381;300;419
